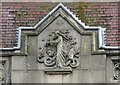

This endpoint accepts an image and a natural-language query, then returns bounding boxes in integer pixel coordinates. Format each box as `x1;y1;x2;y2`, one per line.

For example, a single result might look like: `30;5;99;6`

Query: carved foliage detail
38;30;80;68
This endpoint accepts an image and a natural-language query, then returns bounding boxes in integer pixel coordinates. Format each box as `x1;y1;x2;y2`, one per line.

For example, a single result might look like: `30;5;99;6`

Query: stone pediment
13;3;108;74
18;3;106;54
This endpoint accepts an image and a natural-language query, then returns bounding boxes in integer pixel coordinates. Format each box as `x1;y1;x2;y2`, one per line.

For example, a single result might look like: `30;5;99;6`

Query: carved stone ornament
113;61;120;80
38;30;80;69
111;56;120;80
0;61;5;84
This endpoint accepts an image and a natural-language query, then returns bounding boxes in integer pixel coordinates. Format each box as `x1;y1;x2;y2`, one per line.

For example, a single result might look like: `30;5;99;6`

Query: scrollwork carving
38;30;80;68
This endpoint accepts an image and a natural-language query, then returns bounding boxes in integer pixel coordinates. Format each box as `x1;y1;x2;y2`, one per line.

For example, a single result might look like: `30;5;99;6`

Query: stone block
36;62;45;70
27;56;37;70
12;56;27;70
63;69;105;83
46;74;62;83
11;71;27;83
80;36;92;56
28;36;38;56
80;55;106;70
11;70;63;83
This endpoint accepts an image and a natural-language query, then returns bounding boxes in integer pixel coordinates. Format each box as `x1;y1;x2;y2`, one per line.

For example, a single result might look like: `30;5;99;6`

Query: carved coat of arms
38;30;80;69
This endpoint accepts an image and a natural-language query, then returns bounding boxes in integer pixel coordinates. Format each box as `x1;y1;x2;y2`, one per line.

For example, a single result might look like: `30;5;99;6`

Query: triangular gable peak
1;3;119;51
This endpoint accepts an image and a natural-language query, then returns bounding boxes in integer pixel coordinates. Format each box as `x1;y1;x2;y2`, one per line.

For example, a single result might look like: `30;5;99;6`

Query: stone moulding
0;3;120;51
45;67;72;74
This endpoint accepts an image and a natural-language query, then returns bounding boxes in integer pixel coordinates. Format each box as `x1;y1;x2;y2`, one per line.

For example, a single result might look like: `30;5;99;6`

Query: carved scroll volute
38;30;80;69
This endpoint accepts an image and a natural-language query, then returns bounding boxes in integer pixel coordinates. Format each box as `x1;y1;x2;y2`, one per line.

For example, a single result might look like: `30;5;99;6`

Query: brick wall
1;2;120;48
72;2;119;46
118;2;120;46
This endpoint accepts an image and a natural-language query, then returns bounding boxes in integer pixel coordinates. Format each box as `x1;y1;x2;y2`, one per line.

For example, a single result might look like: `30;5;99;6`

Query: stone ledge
45;67;72;75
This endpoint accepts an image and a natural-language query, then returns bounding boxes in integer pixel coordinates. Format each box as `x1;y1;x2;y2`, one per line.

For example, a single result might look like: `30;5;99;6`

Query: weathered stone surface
80;55;106;70
106;57;113;83
12;70;63;83
27;36;38;69
63;70;106;83
12;56;27;70
37;62;45;70
11;71;27;83
80;36;92;56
